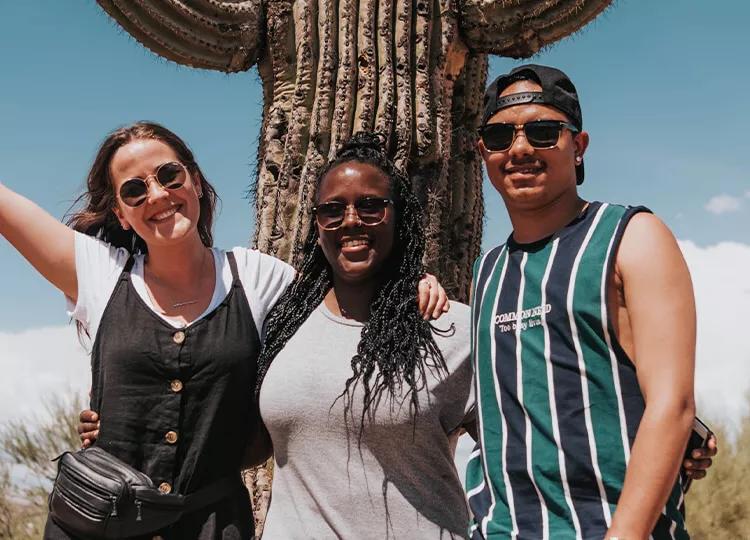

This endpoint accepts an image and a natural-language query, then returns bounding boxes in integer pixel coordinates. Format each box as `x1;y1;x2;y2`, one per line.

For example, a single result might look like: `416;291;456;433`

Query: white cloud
679;240;750;433
705;194;743;215
745;190;750;199
0;325;89;427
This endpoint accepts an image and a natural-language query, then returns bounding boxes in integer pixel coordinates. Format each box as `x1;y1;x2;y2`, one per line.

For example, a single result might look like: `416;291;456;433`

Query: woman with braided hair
255;132;474;539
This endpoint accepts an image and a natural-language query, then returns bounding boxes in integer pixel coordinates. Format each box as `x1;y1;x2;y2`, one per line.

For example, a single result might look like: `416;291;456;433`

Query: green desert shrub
0;394;82;539
686;410;750;539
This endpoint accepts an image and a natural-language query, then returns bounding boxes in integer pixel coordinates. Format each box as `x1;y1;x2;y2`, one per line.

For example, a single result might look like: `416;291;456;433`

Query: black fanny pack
49;447;237;539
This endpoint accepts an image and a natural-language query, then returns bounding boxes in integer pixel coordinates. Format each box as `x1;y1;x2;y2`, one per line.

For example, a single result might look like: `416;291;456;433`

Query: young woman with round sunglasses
0;122;446;539
248;132;474;539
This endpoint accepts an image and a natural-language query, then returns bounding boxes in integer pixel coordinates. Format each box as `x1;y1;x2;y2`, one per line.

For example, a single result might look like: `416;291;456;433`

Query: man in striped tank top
465;65;707;539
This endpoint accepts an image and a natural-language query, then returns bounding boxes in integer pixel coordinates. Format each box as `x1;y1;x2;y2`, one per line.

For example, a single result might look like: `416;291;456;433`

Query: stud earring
575;156;582;163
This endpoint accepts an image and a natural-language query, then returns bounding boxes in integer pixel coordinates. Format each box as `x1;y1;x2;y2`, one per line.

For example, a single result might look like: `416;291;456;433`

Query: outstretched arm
606;213;696;539
96;0;263;72
458;0;613;57
0;183;76;301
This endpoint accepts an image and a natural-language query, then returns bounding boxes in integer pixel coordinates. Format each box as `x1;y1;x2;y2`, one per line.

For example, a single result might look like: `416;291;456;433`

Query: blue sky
1;1;749;333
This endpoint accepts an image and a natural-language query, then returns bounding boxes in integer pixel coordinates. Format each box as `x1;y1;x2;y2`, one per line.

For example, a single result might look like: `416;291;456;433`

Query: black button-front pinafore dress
45;251;261;539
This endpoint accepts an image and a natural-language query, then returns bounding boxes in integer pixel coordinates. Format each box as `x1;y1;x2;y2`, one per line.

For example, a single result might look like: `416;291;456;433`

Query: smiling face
110;138;204;248
315;161;396;286
479;79;589;211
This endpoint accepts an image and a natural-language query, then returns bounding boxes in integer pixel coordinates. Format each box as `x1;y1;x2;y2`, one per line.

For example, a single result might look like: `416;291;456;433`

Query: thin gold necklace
171;299;198;308
145;249;211;311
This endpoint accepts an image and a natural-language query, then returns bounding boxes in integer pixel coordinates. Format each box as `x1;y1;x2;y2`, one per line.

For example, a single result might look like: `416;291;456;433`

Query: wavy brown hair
65;121;218;254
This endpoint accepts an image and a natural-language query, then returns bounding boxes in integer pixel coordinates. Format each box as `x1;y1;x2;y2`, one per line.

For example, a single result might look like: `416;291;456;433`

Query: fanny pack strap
180;476;240;513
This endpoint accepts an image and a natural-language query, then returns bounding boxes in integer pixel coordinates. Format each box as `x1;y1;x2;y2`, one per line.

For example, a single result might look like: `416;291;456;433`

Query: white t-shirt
67;232;296;341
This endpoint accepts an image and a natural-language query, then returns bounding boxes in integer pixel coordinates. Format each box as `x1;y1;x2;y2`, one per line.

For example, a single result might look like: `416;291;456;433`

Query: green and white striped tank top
466;202;688;540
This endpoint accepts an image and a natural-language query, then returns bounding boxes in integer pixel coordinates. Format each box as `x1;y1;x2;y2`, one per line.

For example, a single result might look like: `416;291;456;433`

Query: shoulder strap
120;256;136;279
225;251;241;285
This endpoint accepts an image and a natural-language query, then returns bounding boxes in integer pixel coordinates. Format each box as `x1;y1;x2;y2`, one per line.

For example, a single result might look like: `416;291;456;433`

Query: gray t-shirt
259;300;473;539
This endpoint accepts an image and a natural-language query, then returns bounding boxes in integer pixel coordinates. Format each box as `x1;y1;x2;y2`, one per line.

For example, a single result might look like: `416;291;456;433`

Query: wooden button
165;430;178;444
158;482;172;494
173;331;186;344
170;379;183;393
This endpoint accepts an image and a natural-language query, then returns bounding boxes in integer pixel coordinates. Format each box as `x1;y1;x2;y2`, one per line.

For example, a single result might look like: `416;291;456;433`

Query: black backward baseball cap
481;64;585;183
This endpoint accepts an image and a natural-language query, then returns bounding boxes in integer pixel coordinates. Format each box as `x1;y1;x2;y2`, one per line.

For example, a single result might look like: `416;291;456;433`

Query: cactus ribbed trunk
254;0;479;297
97;0;612;297
96;0;613;533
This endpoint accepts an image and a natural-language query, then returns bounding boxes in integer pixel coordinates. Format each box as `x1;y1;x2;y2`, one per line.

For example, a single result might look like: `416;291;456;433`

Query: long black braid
255;132;448;429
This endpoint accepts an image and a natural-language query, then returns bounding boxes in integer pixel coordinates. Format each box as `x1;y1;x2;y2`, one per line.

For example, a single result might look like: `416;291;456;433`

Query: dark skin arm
684;436;717;480
78;409;98;448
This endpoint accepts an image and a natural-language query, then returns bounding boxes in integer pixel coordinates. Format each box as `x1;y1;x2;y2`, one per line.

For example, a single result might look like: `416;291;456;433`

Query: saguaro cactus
96;0;613;531
97;0;611;300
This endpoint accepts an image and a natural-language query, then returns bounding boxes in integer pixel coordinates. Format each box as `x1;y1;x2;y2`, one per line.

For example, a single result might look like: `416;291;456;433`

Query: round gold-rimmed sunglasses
312;197;393;231
118;161;189;208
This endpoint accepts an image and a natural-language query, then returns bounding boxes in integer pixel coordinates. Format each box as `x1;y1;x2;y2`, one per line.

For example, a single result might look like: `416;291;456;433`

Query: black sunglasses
118;161;188;208
312;197;393;231
479;120;580;152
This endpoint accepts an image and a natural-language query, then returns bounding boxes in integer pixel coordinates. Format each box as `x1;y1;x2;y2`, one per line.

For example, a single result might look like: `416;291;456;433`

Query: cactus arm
96;0;263;72
457;0;613;57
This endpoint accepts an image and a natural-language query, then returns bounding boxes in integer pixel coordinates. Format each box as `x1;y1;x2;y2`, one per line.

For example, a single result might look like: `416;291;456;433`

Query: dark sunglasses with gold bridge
312;197;393;231
479;120;580;152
